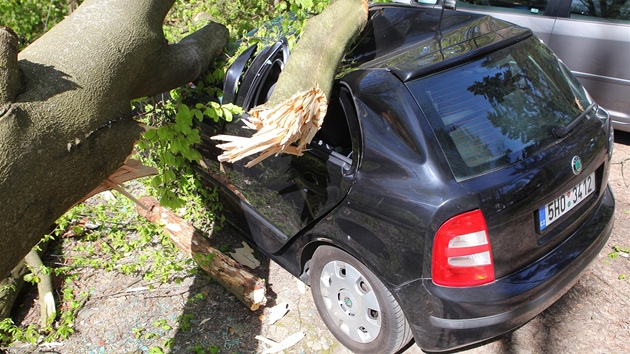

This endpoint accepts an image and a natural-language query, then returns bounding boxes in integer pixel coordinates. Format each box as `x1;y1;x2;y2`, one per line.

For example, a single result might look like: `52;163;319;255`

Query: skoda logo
572;156;583;175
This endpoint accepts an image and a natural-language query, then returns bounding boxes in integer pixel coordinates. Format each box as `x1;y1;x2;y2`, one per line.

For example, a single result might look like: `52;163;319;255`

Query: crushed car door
197;88;357;253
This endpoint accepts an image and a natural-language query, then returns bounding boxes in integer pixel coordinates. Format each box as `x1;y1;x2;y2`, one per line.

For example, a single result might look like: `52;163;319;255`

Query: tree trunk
0;0;228;279
136;197;266;311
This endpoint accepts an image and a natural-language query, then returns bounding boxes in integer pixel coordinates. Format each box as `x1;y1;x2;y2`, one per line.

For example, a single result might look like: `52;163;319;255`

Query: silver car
454;0;630;132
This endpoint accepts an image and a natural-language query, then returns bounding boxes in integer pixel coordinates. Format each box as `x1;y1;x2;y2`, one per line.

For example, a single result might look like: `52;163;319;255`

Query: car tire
310;245;413;354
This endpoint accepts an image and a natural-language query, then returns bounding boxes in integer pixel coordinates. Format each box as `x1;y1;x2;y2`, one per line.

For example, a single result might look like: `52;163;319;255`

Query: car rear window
407;37;592;180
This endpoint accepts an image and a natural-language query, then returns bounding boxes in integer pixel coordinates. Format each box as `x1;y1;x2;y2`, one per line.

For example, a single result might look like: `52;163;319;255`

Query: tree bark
0;27;20;105
136;196;266;311
0;0;228;279
212;0;368;166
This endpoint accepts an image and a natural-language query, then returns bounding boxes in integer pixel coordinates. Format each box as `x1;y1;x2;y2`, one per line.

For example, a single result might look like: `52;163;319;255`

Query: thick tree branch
130;22;229;98
212;0;368;165
0;0;228;279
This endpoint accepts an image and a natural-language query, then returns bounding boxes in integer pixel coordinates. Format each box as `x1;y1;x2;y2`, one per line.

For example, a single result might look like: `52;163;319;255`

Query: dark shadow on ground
614;129;630;145
170;224;275;353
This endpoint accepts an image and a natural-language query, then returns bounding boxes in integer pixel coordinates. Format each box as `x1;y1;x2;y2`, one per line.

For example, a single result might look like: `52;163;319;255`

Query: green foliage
608;245;630;259
163;0;328;44
132;327;145;339
0;277;84;345
0;318;39;344
136;81;243;211
54;194;197;284
153;318;172;331
149;346;166;354
0;0;81;49
607;245;629;281
191;343;220;354
177;313;196;332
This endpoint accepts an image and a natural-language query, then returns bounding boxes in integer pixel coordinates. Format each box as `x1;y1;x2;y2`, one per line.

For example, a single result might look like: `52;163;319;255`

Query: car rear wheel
310;246;412;353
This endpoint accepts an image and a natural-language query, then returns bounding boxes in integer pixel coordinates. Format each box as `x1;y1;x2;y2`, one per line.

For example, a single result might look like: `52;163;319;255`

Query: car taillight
432;209;495;287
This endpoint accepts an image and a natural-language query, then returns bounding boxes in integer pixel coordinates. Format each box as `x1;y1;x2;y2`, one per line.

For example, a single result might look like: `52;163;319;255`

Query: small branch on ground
136;196;267;311
24;250;56;328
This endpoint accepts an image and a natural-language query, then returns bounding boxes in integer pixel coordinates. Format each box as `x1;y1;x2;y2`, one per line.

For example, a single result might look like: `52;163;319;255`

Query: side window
457;0;550;16
569;0;630;22
313;90;353;156
310;87;356;173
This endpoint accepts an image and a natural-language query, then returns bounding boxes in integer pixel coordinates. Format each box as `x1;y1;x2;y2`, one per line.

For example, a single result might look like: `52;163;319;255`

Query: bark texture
136;197;266;311
0;0;228;279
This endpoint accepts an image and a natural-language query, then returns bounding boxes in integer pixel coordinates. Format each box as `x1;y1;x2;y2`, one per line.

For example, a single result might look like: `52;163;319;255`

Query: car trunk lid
406;35;613;279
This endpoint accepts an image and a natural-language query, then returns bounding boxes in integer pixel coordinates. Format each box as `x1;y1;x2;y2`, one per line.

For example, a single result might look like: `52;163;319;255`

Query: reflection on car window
458;0;549;16
408;37;592;180
569;0;630;21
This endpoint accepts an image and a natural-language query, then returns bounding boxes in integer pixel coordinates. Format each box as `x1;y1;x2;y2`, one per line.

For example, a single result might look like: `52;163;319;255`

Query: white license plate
538;172;595;231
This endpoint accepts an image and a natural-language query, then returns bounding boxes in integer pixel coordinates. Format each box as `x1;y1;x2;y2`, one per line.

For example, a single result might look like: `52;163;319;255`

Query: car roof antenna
433;1;446;61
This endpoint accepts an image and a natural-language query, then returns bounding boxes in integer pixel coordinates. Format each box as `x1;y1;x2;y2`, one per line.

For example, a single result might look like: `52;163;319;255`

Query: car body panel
197;120;353;253
396;185;614;351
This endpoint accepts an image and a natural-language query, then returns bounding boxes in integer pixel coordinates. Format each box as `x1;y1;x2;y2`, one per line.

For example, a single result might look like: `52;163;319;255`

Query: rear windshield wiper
553;102;597;138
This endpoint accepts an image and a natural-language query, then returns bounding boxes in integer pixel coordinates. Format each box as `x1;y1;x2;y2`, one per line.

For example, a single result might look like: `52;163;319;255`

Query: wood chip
256;331;306;353
230;242;261;269
266;302;289;325
212;85;327;167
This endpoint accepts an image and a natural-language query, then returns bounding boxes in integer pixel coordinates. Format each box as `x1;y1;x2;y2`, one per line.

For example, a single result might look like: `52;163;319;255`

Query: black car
195;3;615;353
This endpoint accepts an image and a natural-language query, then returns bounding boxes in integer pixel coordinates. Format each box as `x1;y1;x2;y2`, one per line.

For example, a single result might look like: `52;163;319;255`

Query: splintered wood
211;85;327;167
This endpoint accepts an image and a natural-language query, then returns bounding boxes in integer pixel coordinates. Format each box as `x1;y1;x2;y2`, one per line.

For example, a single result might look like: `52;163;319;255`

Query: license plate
538;172;595;231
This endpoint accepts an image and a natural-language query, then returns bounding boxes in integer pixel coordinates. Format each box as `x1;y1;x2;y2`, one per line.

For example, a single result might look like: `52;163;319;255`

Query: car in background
195;3;615;353
454;0;630;132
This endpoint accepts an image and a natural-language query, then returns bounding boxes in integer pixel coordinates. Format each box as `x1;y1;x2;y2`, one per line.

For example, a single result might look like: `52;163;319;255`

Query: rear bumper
396;185;615;352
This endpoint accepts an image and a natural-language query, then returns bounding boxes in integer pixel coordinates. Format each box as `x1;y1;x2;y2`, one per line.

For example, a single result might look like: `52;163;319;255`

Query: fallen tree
0;0;228;279
1;0;370;320
212;0;368;166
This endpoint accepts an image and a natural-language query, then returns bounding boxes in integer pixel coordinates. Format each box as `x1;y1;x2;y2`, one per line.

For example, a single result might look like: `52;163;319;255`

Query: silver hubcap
318;260;381;343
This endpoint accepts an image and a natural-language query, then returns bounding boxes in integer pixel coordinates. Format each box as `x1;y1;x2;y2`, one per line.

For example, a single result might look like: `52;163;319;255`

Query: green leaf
175;104;192;126
194;109;203;122
143;128;157;140
170;89;182;101
170;139;181;154
181;123;192;135
167;169;177;182
157;126;171;141
223;109;233;122
186;130;201;144
164;151;177;166
151;175;162;188
204;108;218;122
